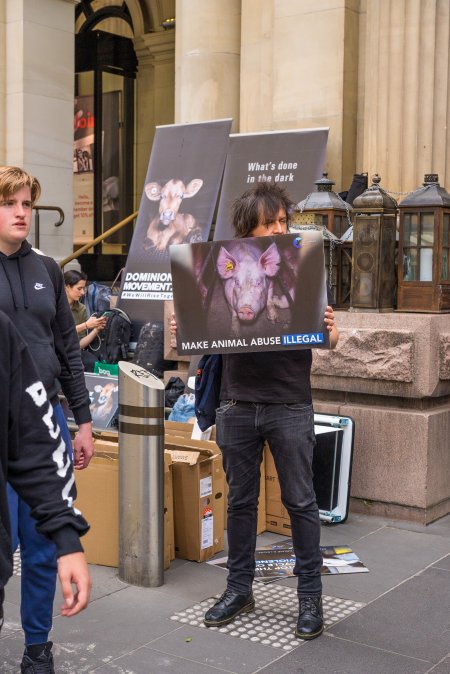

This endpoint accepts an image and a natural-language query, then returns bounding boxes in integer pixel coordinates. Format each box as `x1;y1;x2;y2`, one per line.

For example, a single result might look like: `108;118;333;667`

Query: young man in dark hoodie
0;310;91;664
0;166;94;673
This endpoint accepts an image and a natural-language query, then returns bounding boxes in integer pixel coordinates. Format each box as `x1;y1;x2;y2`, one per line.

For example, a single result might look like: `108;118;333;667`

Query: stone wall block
439;334;450;380
338;404;429;508
312;327;414;382
311;312;450;399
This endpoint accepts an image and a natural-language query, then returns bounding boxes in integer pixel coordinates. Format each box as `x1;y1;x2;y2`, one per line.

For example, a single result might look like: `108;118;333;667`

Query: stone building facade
1;0;450;521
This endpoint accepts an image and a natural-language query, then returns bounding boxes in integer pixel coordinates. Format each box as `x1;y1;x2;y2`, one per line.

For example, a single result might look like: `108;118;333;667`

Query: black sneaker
295;595;324;640
204;589;255;627
21;641;55;674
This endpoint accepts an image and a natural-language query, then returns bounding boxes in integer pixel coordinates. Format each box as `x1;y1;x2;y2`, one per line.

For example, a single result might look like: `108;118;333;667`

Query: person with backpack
172;183;339;641
64;269;107;371
0;166;94;673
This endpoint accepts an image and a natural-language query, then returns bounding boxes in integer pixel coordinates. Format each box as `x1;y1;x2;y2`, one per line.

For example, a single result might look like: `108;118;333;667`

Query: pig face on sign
215;240;296;335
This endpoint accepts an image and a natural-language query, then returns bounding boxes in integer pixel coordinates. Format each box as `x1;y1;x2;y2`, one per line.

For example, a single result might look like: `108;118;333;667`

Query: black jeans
216;401;322;597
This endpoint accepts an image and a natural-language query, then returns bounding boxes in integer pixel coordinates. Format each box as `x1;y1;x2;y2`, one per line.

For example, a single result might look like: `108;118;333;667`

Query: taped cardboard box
166;435;225;562
75;440;174;569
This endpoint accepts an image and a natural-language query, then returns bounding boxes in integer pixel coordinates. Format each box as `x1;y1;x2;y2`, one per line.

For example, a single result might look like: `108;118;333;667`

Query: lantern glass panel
442;250;449;281
443;214;450;246
340;246;352;305
403;213;418;245
334;215;343;237
420;213;434;244
442;214;450;281
419;248;433;281
403;247;418;281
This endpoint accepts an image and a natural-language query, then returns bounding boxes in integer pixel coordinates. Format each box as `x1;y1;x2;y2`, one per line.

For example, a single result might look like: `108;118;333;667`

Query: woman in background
64;270;107;369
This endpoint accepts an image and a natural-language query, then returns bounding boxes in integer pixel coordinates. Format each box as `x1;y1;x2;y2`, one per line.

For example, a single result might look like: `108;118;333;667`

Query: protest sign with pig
170;231;329;355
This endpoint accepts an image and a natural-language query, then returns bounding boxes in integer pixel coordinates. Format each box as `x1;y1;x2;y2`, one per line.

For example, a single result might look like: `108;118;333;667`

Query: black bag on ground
165;376;185;408
93;308;131;364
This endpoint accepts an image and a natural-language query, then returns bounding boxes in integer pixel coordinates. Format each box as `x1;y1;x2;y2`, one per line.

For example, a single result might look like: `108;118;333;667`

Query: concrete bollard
118;361;165;587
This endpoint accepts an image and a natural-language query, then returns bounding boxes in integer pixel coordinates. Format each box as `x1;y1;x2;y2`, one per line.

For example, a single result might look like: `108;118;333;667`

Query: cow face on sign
143;178;204;253
145;178;203;227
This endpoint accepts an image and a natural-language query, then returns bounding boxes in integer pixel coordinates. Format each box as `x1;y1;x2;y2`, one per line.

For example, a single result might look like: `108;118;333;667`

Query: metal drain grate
170;584;365;651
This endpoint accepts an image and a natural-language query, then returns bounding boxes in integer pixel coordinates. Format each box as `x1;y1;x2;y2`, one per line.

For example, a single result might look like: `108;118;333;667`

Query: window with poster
74;1;137;280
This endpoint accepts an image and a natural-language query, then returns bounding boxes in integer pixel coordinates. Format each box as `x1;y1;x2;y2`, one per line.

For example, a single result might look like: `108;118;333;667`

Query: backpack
93;308;132;364
84;281;111;316
132;321;176;378
194;354;222;431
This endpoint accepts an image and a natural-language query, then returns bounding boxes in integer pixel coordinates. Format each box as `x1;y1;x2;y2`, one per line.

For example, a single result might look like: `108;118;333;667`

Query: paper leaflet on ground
208;540;368;583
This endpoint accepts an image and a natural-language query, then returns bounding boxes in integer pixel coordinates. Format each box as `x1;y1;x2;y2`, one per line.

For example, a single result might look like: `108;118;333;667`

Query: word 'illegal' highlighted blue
282;333;325;345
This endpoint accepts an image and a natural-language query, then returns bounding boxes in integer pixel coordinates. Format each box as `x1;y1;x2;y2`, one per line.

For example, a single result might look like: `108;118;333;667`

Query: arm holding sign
324;305;339;349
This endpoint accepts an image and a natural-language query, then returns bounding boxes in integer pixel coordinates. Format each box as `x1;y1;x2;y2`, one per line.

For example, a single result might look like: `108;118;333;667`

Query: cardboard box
264;445;292;535
164;452;175;565
166;435;225;562
165;420;194;438
75;439;174;569
75;446;119;567
165;422;265;535
165;419;212;441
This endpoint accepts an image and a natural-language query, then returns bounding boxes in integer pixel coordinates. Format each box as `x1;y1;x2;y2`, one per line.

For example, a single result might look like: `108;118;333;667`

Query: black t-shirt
220;349;312;404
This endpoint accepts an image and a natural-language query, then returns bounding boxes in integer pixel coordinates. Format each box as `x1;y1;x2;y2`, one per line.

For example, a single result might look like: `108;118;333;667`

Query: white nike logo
34;283;45;290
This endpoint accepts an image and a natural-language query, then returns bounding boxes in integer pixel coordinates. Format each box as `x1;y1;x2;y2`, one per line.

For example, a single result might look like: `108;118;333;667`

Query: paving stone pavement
1;513;449;674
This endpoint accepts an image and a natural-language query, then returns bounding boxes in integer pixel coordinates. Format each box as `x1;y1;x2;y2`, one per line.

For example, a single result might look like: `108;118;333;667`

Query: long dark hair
231;182;295;238
64;269;87;287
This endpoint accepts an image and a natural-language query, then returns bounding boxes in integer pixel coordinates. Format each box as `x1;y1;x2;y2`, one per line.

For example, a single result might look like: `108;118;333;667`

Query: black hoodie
0;311;89;589
0;241;91;425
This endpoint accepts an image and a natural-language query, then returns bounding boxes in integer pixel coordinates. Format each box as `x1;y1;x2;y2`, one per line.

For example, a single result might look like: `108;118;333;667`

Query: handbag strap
111;267;124;294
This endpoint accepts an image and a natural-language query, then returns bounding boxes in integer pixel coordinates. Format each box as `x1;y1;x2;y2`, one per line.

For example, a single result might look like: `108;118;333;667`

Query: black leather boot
295;595;324;640
21;641;55;673
204;589;255;627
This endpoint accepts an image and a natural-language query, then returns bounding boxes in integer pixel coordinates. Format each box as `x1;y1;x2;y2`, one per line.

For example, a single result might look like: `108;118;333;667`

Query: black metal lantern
295;173;353;307
397;174;450;312
350;174;398;311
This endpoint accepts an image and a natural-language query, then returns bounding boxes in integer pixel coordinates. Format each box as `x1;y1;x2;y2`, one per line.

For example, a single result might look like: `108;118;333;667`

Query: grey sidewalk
1;512;450;674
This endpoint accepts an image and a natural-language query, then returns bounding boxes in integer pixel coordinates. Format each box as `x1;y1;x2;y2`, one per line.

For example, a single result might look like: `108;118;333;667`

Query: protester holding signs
172;182;339;641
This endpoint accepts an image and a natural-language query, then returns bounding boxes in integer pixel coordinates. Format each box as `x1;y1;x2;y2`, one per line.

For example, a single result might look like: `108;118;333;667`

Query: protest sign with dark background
170;231;329;355
214;128;329;240
118;119;232;338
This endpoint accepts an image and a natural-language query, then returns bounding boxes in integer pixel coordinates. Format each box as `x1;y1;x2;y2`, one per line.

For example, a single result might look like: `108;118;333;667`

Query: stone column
134;31;175;202
0;1;6;162
1;0;76;258
358;0;450;192
240;0;361;191
174;0;241;130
